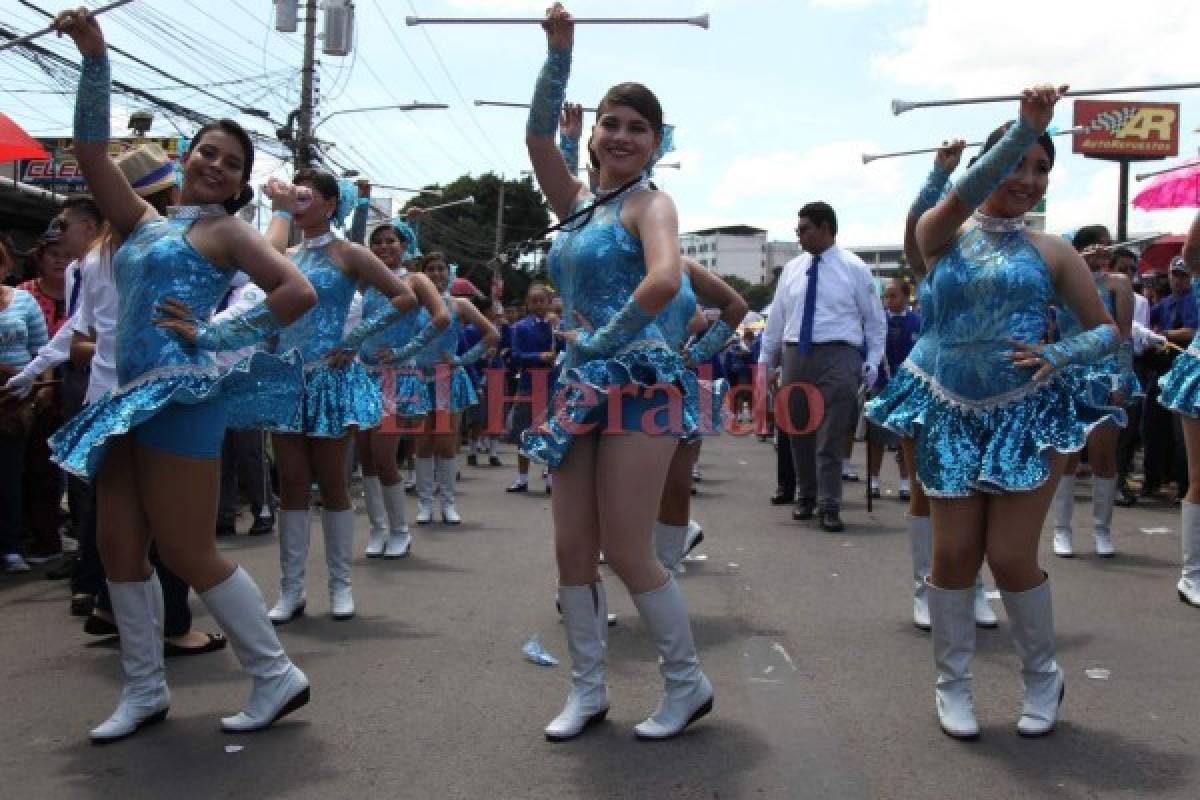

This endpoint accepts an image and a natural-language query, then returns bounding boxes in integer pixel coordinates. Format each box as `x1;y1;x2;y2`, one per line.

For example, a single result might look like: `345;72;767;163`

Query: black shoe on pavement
45;554;78;581
819;509;845;532
793;498;816;521
216;522;237;538
770;489;794;506
1115;485;1138;507
488;456;503;467
247;514;275;536
467;454;478;467
70;592;94;617
506;481;529;493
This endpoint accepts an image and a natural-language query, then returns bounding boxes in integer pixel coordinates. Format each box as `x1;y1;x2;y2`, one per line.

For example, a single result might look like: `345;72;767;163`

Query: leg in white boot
1091;476;1117;557
1179;501;1200;606
435;457;462;525
999;575;1064;737
545;582;610;741
1052;475;1076;557
973;571;998;628
89;573;171;744
631;577;713;740
414;457;435;525
200;566;310;732
653;521;688;575
268;509;310;625
927;581;980;739
362;476;388;558
322;509;355;619
910;515;932;631
382;481;412;558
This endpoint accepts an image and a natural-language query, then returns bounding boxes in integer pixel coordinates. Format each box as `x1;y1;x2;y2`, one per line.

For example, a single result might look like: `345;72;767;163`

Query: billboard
1072;100;1180;160
18;137;184;192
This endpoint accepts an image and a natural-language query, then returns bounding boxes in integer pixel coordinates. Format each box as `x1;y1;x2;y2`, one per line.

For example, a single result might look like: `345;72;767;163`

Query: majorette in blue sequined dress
522;186;701;468
657;272;725;437
50;218;304;479
410;294;477;413
271;242;381;436
358;285;433;418
865;217;1123;497
1158;278;1200;417
1054;273;1141;407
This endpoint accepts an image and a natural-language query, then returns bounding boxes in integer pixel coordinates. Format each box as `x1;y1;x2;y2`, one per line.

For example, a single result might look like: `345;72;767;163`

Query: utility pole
296;0;319;170
494;181;506;256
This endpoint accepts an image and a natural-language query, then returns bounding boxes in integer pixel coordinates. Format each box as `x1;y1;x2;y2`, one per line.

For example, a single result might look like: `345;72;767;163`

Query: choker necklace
972;211;1026;233
302;232;337;249
167;204;227;220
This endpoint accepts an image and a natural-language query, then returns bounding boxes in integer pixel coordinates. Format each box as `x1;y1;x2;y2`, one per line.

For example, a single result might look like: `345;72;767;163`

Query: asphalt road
1;434;1198;799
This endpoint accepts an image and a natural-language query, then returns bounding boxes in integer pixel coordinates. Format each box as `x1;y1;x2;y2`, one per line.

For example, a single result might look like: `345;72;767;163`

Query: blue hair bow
390;219;422;259
644;123;676;177
333;178;357;229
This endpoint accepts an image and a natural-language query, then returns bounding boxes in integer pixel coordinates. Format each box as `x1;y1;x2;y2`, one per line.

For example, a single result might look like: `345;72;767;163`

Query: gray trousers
218;429;273;525
782;343;862;510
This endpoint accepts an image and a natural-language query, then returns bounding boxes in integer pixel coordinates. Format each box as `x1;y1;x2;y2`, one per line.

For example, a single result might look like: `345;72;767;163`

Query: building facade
680;225;769;284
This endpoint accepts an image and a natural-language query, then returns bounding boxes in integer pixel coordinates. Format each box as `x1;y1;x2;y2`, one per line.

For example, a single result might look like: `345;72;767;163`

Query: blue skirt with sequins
1159;347;1200;417
50;350;304;480
271;361;382;436
521;347;705;468
418;364;478;413
368;365;432;419
865;364;1125;497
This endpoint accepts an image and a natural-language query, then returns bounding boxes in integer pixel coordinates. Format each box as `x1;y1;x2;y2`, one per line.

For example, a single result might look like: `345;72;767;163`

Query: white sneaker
4;553;30;573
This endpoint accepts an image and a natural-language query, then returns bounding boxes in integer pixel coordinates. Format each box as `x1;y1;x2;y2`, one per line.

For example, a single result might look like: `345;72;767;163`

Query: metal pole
1118;160;1130;242
296;0;319;169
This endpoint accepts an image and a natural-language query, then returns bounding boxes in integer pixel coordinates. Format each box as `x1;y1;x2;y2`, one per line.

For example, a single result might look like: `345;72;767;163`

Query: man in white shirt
758;202;886;532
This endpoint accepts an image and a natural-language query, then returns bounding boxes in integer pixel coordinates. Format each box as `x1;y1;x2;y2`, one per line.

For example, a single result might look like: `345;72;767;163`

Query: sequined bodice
277;246;357;362
658;272;697;348
114;218;233;385
907;225;1053;406
412;293;459;368
359;286;430;366
548;188;669;366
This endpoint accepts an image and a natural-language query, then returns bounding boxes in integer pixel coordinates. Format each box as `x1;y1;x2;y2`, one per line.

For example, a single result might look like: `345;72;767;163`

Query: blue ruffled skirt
865;363;1125;497
271;361;381;436
522;348;701;468
50;351;303;480
420;364;478;413
368;365;432;419
1160;347;1200;417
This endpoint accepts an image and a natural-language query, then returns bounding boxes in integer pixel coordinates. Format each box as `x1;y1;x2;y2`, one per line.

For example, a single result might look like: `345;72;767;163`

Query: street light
312;103;449;133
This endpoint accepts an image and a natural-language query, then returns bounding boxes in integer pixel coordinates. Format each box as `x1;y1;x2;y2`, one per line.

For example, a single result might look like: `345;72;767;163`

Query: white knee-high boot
927;581;980;739
414;457;435;525
631;577;713;740
382;481;411;558
435;456;462;525
545;582;610;741
973;571;998;628
910;515;932;631
654;520;688;575
268;509;310;624
1052;475;1076;557
89;573;170;743
362;476;388;558
999;575;1064;737
322;508;355;619
200;566;310;732
1091;476;1117;557
1178;501;1200;607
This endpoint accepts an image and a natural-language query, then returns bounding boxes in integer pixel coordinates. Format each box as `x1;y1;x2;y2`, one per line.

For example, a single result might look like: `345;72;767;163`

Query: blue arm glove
527;46;572;137
454;340;490;367
338;302;402;353
74;54;111;143
193;303;284;352
685;320;734;366
1041;324;1119;370
909;164;952;220
383;317;445;364
559;131;580;174
954;118;1040;208
574;298;655;359
348;198;370;244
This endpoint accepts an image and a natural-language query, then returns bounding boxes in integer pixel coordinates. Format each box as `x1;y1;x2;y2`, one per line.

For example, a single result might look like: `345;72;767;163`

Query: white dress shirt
211;281;269;369
758;243;887;370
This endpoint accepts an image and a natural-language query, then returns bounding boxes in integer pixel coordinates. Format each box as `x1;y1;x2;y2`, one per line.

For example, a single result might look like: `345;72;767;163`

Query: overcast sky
3;0;1198;247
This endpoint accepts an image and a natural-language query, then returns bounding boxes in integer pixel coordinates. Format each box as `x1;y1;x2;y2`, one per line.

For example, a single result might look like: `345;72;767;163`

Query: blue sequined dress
522;186;699;467
359;286;432;418
411;294;477;413
865;220;1123;497
271;244;381;436
50;218;303;479
1159;285;1200;416
1055;274;1141;407
658;272;725;436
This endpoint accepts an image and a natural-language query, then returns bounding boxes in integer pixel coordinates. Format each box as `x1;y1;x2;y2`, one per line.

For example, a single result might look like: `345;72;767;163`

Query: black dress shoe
506;481;529;493
467;454;478;467
488;456;503;467
770;490;794;506
792;499;816;521
819;509;845;532
216;522;237;538
247;515;275;536
70;593;94;617
45;554;78;581
1115;486;1137;507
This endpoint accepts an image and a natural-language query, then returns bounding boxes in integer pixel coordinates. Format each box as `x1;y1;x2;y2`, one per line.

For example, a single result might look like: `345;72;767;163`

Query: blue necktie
797;253;821;354
68;266;83;315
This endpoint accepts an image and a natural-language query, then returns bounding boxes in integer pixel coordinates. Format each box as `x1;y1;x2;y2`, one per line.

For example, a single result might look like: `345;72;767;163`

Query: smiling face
979;141;1052;219
422;255;449;292
181;129;248;208
591;104;661;185
293;179;337;232
369;226;406;268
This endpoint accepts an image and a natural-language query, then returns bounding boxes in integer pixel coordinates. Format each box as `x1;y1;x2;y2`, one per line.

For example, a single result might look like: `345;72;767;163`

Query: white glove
1;372;34;400
1147;331;1168;349
862;362;878;388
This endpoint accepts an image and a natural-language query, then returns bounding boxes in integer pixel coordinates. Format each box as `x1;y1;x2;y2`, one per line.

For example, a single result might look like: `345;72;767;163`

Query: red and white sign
1072;100;1180;160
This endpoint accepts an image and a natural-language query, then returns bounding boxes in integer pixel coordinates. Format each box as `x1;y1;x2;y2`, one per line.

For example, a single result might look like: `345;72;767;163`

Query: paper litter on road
738;460;748;466
986;590;1001;600
1085;668;1111;680
224;745;244;754
727;562;739;569
1139;527;1173;535
522;636;559;667
684;553;708;563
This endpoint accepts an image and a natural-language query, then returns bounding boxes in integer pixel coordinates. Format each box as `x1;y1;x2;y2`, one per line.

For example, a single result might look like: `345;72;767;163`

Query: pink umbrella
1133;160;1200;211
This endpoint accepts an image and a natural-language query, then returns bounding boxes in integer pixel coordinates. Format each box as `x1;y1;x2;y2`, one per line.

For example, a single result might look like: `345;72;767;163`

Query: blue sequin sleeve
74;53;111;143
909;164;952;219
686;320;734;365
340;302;401;352
454;339;489;367
575;297;655;359
559;131;580;174
955;118;1039;208
527;46;572;138
1042;324;1119;370
193;301;284;352
384;316;444;363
